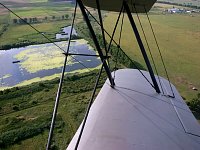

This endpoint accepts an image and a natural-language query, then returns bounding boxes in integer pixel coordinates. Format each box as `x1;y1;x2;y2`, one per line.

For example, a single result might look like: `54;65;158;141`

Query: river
0;39;101;90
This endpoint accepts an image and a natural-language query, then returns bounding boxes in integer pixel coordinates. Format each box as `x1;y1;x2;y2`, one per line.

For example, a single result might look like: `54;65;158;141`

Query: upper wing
82;0;157;13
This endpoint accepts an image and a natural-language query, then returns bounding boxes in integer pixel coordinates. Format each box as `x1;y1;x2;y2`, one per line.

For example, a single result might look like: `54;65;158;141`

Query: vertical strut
46;2;78;149
77;0;115;87
123;1;160;93
46;55;68;150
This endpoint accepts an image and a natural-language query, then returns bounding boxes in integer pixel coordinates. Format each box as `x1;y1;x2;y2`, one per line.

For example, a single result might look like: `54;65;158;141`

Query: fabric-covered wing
82;0;157;13
67;69;200;150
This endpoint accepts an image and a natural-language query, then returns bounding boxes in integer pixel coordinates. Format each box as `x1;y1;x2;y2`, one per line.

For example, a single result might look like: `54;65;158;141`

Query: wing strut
77;0;115;87
123;1;160;93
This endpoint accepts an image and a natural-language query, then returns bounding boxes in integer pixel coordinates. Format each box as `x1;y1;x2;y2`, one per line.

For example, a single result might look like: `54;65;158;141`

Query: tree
18;19;24;24
29;18;33;23
65;14;69;19
188;93;200;113
13;19;17;24
24;18;27;23
32;17;38;23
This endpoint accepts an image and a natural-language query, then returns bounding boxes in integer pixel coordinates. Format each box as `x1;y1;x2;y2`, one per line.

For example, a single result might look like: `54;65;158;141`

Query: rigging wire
113;8;125;80
75;64;104;150
107;4;124;55
0;3;65;53
0;2;92;73
1;2;157;91
96;0;107;52
132;3;165;94
144;6;175;98
95;0;112;75
46;2;78;149
105;4;124;71
83;6;155;89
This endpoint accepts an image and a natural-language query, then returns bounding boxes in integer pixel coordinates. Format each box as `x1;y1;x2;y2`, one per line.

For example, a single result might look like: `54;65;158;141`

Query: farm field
159;0;200;7
104;3;200;100
0;0;79;49
0;1;200;149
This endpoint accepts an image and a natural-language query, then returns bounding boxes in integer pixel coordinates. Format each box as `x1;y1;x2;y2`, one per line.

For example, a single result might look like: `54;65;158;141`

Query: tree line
157;1;200;9
12;14;69;24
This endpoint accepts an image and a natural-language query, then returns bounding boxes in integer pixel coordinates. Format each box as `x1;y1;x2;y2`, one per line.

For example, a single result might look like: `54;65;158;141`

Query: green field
0;20;70;48
104;3;200;100
0;1;200;149
0;1;77;49
159;0;200;7
0;70;106;149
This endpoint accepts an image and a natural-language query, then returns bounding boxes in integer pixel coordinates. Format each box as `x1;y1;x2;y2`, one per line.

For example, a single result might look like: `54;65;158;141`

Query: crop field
0;1;79;49
104;3;200;100
0;1;200;149
159;0;200;7
9;5;74;19
0;21;70;47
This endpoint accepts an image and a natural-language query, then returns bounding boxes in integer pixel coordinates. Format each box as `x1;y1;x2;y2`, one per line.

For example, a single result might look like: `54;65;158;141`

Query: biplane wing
82;0;157;13
67;69;200;150
43;1;200;149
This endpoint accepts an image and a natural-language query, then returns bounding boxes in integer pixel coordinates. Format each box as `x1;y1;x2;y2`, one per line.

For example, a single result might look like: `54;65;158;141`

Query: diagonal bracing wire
113;8;125;80
75;64;104;150
144;6;175;98
1;2;158;91
0;3;65;53
84;6;155;89
132;3;165;94
96;0;107;52
46;2;78;149
1;2;98;148
0;2;92;73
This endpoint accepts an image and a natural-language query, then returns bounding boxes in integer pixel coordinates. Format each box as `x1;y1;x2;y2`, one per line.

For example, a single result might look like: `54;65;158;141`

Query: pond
0;39;101;90
56;26;77;40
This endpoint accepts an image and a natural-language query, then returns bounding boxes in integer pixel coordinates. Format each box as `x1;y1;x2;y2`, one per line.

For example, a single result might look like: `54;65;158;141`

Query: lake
0;39;101;90
56;26;77;40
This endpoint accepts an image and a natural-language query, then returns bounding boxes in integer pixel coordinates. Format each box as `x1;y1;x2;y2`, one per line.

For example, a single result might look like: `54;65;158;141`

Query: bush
12;105;19;111
39;83;45;87
0;116;51;148
3;89;11;94
188;93;200;113
0;91;3;95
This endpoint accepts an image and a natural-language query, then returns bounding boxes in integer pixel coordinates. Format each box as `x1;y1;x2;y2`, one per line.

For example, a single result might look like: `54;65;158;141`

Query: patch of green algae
14;39;89;74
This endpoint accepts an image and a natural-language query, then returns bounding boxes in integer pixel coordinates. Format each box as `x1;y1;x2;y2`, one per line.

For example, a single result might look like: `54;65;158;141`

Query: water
0;39;101;88
56;26;77;40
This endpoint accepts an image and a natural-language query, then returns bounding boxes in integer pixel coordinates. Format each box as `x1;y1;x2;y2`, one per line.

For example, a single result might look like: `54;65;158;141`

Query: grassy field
0;70;106;149
0;1;78;49
104;3;200;100
0;21;70;47
159;0;200;7
0;1;200;149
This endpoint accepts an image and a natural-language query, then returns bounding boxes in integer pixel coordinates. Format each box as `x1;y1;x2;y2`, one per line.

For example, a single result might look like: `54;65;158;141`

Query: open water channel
0;39;101;89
